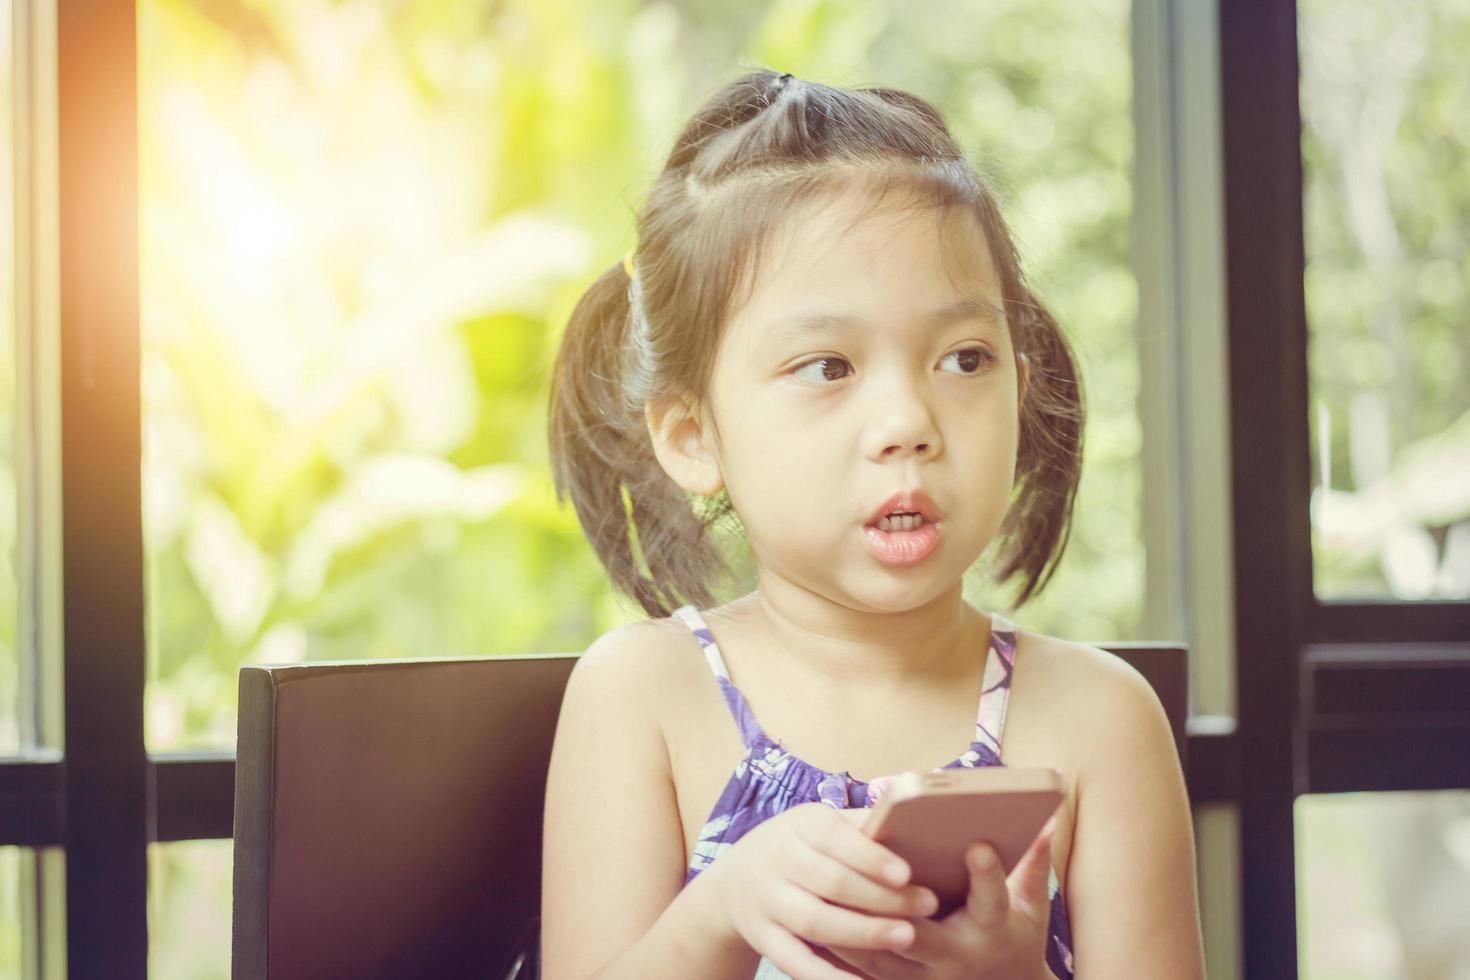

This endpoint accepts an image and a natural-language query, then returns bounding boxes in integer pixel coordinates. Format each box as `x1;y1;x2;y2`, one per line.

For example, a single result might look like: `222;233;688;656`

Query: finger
755;924;865;980
798;808;934;900
826;944;925;979
813;808;921;888
963;842;1008;928
1006;815;1058;926
882;914;953;966
772;882;918;952
788;836;938;918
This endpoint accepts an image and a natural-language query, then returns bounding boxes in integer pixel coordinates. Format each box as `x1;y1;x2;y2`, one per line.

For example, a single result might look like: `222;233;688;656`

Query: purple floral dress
672;604;1075;980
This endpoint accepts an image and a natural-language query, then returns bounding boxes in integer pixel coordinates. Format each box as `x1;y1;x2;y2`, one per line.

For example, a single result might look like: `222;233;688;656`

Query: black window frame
1220;0;1470;975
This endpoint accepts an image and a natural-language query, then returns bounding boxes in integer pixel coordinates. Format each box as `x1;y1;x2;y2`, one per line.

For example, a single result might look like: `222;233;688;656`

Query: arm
539;624;758;980
1066;653;1207;978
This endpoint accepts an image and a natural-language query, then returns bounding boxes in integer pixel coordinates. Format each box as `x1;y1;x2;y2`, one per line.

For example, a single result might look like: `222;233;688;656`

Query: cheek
743;435;837;510
727;392;822;460
726;429;851;536
953;395;1021;461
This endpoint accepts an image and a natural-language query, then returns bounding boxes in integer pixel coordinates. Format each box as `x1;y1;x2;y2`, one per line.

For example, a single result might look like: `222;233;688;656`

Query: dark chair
230;653;577;980
231;640;1186;979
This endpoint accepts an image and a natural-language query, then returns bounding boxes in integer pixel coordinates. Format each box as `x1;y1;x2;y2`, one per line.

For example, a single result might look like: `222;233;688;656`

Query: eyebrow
770;295;1007;341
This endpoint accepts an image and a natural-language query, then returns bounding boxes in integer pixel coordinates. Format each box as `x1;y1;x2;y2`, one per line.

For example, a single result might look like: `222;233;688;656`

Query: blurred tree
137;0;1139;974
138;0;1140;756
1301;0;1470;599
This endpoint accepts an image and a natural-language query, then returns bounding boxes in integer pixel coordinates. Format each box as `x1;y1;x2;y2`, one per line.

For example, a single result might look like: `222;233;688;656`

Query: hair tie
622;251;636;278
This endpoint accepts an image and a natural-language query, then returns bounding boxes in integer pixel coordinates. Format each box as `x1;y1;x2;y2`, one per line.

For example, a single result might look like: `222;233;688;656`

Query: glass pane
0;847;33;977
1300;0;1470;600
148;840;231;980
139;0;1141;752
1295;790;1470;978
0;0;21;755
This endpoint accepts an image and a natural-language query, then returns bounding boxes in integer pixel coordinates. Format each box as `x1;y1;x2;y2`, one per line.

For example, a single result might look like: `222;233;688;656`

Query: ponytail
990;285;1085;606
546;259;734;618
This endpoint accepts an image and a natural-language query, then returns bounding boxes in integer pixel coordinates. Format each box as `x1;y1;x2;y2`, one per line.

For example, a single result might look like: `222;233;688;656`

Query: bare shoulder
1014;628;1170;746
568;614;704;719
568;606;734;756
546;616;687;789
1006;627;1178;801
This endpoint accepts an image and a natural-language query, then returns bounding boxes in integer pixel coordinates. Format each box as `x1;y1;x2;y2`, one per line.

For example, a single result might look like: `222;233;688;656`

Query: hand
697;803;943;980
824;815;1059;980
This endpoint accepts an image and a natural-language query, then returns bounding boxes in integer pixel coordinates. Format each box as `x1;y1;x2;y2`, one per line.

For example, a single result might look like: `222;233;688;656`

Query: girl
542;68;1205;980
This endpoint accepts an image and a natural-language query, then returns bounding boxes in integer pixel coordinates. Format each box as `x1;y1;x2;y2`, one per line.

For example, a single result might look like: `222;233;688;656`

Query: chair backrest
231;653;577;980
232;640;1186;978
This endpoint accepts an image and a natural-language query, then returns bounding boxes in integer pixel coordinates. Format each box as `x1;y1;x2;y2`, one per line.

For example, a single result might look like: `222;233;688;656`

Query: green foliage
137;0;1144;765
135;1;1142;968
1300;0;1470;598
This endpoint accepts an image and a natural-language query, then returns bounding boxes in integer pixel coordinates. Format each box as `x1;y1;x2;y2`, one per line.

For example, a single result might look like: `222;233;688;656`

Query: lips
865;489;941;526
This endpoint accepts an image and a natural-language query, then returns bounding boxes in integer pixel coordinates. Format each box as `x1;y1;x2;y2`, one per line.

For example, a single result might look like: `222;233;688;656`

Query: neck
729;582;987;690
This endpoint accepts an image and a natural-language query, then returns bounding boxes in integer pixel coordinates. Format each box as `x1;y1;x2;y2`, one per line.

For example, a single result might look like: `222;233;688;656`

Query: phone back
866;768;1063;915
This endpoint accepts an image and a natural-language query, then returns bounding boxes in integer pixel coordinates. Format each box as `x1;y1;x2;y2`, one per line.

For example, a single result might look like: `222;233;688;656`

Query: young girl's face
701;183;1028;612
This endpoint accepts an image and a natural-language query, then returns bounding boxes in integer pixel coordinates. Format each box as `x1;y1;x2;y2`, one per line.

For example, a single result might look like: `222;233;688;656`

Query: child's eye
791;356;853;384
941;346;998;375
790;347;998;385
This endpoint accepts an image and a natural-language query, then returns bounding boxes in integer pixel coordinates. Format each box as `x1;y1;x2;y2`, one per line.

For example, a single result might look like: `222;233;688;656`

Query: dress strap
676;604;1020;760
974;613;1018;758
671;604;766;750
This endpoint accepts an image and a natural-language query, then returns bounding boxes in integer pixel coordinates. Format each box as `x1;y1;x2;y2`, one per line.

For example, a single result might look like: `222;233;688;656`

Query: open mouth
863;517;942;566
869;512;931;533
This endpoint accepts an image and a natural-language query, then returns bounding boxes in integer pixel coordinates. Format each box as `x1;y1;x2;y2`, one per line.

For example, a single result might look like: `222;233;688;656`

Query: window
1;0;21;759
137;0;1150;970
1296;790;1470;977
147;840;231;979
6;1;1259;976
1212;0;1470;974
1;847;29;977
1301;0;1470;601
139;0;1149;757
1296;3;1470;966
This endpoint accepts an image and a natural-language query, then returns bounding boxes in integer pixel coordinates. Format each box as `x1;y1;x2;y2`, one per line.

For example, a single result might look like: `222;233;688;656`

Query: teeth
876;513;927;532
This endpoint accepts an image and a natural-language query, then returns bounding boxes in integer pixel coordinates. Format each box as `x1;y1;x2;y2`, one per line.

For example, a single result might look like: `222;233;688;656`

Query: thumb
1006;814;1057;926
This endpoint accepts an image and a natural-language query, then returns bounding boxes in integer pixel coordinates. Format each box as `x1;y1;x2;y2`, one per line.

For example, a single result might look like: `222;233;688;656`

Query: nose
866;375;942;460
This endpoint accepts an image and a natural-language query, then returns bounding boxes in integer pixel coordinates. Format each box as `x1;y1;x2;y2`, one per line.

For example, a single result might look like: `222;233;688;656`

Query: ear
1016;350;1031;409
644;392;724;497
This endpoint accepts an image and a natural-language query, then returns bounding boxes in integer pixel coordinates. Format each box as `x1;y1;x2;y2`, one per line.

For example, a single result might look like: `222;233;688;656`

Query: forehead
730;183;1003;333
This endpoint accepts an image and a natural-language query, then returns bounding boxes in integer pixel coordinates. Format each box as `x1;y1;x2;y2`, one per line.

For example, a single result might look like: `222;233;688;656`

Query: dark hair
547;68;1084;619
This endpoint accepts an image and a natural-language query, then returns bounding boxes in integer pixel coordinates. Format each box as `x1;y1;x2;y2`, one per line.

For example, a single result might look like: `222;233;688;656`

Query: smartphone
861;767;1064;918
